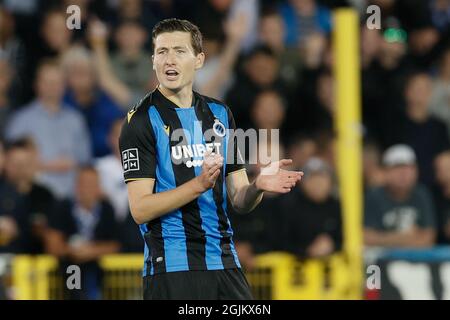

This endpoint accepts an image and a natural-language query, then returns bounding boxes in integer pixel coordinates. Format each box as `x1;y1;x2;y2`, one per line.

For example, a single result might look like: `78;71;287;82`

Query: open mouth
165;70;179;80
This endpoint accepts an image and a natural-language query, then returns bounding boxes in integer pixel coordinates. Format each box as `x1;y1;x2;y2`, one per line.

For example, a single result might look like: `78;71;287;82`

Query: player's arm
127;154;222;224
119;106;217;224
226;169;263;214
226;159;304;214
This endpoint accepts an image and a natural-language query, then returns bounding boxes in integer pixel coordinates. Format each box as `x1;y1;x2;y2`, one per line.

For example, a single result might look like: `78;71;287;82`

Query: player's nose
165;50;177;65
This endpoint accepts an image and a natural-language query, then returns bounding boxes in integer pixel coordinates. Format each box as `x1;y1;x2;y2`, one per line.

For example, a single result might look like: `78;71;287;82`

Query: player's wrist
192;176;208;194
253;175;265;193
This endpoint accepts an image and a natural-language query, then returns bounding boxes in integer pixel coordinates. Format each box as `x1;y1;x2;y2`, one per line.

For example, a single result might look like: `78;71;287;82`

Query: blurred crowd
0;0;450;292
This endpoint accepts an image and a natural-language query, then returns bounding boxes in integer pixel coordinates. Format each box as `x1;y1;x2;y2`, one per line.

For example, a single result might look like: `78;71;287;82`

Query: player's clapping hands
197;151;224;191
255;159;304;194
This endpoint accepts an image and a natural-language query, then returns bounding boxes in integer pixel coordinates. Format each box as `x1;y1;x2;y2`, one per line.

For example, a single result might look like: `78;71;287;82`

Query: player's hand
196;151;224;192
254;159;303;194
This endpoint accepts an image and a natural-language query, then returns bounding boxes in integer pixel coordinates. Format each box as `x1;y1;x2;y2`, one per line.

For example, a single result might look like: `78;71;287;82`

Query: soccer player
119;18;303;300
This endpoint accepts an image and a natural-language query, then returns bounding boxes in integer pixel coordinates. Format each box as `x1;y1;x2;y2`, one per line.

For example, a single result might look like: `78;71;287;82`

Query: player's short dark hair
152;18;203;55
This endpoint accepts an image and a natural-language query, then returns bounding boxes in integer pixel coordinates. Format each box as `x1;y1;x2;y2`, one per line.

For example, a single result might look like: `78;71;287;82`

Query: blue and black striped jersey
119;88;245;276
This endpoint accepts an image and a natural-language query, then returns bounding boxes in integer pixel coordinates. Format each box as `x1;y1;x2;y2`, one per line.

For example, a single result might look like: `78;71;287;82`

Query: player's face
153;31;204;92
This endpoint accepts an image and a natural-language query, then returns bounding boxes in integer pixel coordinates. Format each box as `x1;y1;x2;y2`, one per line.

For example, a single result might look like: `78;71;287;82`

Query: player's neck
158;85;193;108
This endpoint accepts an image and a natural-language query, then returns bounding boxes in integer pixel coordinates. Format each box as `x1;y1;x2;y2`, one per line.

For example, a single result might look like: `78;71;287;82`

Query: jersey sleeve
119;107;157;182
225;106;246;176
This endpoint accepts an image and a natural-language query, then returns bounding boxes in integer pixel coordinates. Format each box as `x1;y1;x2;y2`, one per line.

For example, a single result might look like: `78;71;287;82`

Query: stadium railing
7;252;356;300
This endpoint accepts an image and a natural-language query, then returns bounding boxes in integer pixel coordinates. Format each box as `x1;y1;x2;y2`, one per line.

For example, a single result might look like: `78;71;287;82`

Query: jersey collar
154;87;200;110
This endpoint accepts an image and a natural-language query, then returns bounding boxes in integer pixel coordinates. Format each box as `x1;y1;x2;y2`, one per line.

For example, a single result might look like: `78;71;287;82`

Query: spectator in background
433;151;450;244
361;27;381;70
95;119;142;253
88;19;140;110
361;27;382;137
245;103;287;167
230;189;282;271
300;32;328;71
258;8;302;92
286;133;317;170
251;90;286;133
364;144;436;248
278;0;332;48
62;46;124;158
0;7;26;106
33;9;73;68
0;139;22;253
3;139;55;253
5;60;91;199
281;157;342;258
111;20;154;104
226;45;288;129
363;141;386;189
312;130;336;170
290;32;328;135
45;166;121;299
391;72;450;187
194;12;248;100
0;139;3;173
430;0;450;34
408;27;441;69
227;0;260;53
190;0;232;43
107;0;158;34
302;70;334;136
0;57;12;138
363;19;410;146
429;48;450;139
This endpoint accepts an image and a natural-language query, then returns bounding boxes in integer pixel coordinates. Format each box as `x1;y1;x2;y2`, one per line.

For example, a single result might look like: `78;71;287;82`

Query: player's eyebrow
156;45;189;52
172;46;187;50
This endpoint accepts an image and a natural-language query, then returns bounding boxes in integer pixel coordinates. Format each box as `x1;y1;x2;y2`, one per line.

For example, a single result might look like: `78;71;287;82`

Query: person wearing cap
364;144;436;248
280;157;342;258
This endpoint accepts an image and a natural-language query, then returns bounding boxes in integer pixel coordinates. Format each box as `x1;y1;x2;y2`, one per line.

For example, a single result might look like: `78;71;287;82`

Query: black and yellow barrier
10;252;359;300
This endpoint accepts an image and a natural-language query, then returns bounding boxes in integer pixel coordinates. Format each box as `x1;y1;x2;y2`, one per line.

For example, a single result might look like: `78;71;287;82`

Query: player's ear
151;55;155;70
195;52;205;70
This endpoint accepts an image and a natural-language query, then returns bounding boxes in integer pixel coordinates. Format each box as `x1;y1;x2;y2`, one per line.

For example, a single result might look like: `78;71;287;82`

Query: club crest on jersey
122;148;139;172
212;119;226;137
